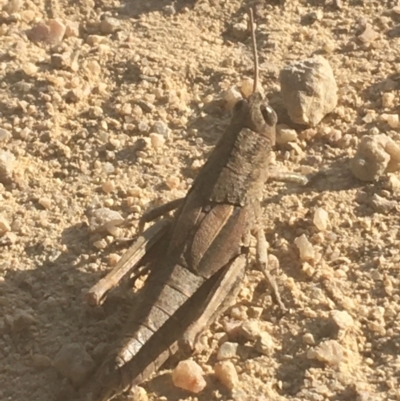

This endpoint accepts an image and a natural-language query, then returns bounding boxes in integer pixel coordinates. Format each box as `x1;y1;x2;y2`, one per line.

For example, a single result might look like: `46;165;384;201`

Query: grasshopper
85;9;305;401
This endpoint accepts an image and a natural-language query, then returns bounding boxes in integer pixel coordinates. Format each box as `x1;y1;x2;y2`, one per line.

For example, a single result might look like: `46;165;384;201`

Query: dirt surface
1;0;400;400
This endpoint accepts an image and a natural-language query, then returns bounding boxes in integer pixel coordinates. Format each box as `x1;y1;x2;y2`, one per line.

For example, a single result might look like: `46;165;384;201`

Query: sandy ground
1;0;400;400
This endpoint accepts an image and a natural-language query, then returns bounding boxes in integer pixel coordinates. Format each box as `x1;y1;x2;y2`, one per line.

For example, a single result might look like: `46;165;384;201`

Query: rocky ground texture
1;0;400;400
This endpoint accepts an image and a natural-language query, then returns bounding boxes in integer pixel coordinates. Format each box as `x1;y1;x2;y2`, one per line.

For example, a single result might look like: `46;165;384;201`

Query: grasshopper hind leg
179;254;247;354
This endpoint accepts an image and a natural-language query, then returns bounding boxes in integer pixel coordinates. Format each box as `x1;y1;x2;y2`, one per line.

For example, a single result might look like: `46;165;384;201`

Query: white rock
172;359;206;393
280;56;338;127
217;342;239;360
330;310;354;330
294;234;315;261
89;208;124;234
0;150;16;184
276;125;298;144
307;339;343;366
313;208;329;231
149;133;166;150
358;24;379;44
255;332;275;356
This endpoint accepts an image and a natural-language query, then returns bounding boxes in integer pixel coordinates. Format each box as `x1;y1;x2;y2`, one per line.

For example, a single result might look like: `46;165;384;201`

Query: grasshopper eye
260;104;277;127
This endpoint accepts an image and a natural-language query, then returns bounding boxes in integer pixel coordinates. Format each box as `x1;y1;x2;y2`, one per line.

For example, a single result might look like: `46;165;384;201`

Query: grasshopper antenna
248;7;259;94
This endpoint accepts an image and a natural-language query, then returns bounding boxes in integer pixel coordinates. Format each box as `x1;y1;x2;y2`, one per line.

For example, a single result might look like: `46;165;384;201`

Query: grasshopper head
232;91;277;146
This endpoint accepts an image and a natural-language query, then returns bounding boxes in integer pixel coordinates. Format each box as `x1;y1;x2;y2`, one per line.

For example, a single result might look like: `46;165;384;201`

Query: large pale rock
280;56;338;127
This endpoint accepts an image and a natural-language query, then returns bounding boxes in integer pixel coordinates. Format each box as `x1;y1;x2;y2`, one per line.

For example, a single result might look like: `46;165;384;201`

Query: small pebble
0;216;11;236
381;113;399;128
0;150;16;184
127;386;148;401
132;104;143;117
224;86;242;111
358;24;379;44
0;128;11;142
64;20;80;38
191;159;203;169
385;175;400;193
100;17;120;34
102;180;116;193
108;253;120;266
151;121;169;137
165;176;180;189
53;343;95;385
371;193;397;213
217;342;239;360
23;62;38;76
93;239;107;250
302;332;315;345
86;60;101;76
231;21;248;40
294;234;315;261
214;361;239;390
323;40;335;53
255;332;275;356
238;320;260;341
330;310;354;331
307;339;343;366
38;197;52;209
28;19;66;44
104;198;114;208
382;93;395;108
276;125;298;145
164;4;176;15
172;360;206;393
313;208;329;231
87;34;106;46
149;133;166;150
350;135;390;181
240;78;256;98
138;121;150;133
89;208;124;234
